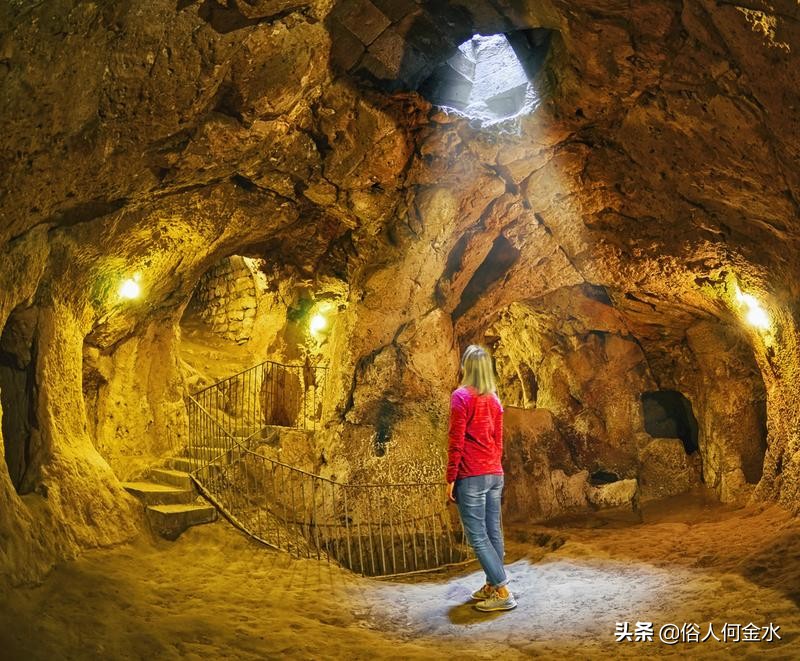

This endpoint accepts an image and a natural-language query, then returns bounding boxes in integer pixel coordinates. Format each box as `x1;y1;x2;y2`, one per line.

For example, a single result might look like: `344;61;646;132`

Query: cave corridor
2;0;800;658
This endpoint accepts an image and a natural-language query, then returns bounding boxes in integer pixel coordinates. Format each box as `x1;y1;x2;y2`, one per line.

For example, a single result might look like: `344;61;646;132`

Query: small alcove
641;390;700;454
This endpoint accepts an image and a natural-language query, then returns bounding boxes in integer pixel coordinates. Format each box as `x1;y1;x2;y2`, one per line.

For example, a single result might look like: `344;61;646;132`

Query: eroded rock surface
2;0;800;582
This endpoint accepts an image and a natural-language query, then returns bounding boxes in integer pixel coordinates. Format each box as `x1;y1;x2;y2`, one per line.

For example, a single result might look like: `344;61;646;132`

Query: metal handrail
188;357;328;435
191;358;329;397
184;401;469;576
182;361;470;577
186;395;237;440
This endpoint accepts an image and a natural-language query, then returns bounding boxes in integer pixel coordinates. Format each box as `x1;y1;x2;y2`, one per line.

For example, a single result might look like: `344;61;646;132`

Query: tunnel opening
0;306;38;494
178;254;275;401
744;391;768;485
179;253;341;435
179;254;300;425
590;470;621;486
418;30;552;127
178;254;299;388
373;399;398;458
518;362;538;407
641;390;700;455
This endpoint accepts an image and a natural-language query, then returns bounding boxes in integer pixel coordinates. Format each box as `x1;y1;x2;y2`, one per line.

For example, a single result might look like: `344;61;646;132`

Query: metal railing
184;395;471;577
190;358;328;437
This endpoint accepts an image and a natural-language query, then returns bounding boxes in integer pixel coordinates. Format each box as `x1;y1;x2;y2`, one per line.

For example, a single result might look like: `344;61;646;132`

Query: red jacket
446;386;504;483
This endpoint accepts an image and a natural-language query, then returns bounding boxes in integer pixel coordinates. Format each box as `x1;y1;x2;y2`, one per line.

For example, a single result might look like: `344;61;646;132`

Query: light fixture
735;287;770;330
309;313;327;334
119;272;142;300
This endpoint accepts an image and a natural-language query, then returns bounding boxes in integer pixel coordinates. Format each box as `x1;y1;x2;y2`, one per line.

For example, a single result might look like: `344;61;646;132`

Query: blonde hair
460;345;497;395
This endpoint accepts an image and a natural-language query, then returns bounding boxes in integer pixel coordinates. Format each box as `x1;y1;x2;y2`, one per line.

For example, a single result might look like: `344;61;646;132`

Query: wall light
119;273;142;300
735;287;770;330
309;313;327;334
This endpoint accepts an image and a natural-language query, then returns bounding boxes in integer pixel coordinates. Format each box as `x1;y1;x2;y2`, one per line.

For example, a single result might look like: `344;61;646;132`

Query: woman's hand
447;481;456;504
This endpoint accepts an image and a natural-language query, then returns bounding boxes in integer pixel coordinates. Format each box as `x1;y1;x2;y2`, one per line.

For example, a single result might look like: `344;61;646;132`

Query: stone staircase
123;425;316;540
122;452;220;540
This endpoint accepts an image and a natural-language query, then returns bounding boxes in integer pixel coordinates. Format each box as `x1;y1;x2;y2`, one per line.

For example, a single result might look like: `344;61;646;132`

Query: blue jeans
455;474;508;587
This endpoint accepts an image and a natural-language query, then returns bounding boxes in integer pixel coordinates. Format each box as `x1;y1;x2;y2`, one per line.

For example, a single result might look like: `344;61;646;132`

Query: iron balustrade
191;358;328;437
184;389;472;577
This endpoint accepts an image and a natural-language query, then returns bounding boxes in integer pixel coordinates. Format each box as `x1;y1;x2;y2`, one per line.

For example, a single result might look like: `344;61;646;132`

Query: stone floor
2;494;799;659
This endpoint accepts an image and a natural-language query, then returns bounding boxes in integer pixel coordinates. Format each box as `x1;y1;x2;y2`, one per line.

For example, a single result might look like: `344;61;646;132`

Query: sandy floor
2;493;799;660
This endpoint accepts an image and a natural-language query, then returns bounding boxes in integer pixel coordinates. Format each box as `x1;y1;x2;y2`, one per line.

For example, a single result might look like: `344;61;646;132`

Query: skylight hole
418;30;552;128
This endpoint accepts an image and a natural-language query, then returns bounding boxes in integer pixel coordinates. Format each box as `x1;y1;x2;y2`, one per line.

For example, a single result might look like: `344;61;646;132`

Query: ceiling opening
418;29;552;127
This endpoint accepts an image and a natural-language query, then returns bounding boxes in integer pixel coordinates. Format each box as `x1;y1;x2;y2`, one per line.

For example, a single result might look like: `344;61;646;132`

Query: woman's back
446;344;515;611
446;386;504;482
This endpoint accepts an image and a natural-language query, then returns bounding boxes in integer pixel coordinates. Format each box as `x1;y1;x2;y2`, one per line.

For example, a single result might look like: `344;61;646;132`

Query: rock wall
187;256;264;344
502;407;589;522
489;291;654;479
2;0;800;582
84;320;188;482
0;240;141;584
489;287;767;505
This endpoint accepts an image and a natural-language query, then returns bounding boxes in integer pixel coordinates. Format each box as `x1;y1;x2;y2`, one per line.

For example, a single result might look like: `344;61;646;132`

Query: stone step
122;481;196;506
164;456;211;472
184;446;235;462
233;425;312;441
150;468;193;490
146;503;217;540
163;458;225;485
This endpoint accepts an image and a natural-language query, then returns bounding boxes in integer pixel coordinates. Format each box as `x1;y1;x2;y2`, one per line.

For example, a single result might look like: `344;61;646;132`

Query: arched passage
641;390;699;455
0;306;38;494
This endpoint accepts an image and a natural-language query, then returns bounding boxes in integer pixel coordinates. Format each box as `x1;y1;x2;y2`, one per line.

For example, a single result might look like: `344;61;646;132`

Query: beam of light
119;273;142;300
735;287;770;330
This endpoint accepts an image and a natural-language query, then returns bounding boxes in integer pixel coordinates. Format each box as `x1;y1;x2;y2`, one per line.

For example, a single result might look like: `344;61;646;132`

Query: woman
447;344;516;612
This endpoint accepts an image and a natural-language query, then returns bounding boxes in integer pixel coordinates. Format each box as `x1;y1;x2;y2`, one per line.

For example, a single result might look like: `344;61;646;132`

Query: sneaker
475;590;517;612
471;584;493;600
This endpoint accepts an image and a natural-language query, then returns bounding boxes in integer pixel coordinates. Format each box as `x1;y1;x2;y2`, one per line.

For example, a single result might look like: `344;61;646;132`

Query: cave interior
2;0;800;656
